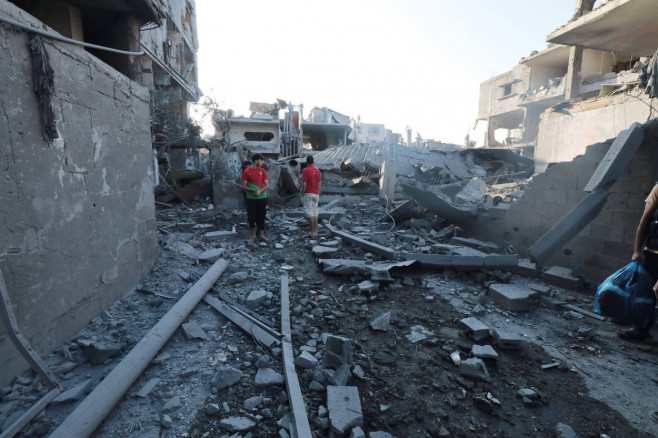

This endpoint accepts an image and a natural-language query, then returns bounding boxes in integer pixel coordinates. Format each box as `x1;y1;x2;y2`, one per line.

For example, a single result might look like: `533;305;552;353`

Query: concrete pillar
565;45;584;100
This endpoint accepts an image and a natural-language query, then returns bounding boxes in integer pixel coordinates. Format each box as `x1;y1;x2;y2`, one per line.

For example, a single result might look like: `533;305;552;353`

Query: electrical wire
0;14;144;56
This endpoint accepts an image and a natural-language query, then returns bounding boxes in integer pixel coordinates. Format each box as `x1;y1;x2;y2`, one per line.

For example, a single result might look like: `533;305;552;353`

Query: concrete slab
489;284;539;312
542;266;584;291
327;386;363;435
460;317;490;341
504;258;540;278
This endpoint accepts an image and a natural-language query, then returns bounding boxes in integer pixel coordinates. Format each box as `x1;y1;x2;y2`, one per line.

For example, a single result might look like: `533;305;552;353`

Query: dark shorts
644;250;658;284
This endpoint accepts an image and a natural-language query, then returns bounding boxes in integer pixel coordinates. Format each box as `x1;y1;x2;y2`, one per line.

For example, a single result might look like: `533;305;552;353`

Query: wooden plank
49;259;229;438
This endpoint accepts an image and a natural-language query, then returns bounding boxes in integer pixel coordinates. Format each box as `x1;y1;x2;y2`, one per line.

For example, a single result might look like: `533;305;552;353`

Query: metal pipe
49;259;229;438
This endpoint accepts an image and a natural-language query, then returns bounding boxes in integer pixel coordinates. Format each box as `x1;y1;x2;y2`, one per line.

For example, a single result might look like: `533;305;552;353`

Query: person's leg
256;198;267;240
310;195;319;236
246;198;257;240
302;194;313;236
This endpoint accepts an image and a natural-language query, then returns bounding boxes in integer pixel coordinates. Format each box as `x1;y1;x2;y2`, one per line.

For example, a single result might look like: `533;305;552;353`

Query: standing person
241;154;269;242
618;182;658;340
301;155;321;237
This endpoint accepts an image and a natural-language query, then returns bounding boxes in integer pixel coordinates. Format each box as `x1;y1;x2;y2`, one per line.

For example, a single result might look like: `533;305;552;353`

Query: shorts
302;193;319;218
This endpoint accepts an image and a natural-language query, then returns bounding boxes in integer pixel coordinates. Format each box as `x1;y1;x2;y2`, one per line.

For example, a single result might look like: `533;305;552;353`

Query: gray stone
323;335;353;368
219;416;257;432
294;351;319;369
182;320;209;340
459;357;491;382
309;380;325;391
352;365;365;379
246;289;270;309
255;355;272;368
406;325;434;343
162;395;181;413
160;414;173;428
350;426;366;438
492;328;524;349
554;422;579;438
312;245;339;255
255;367;284;386
369;432;395;438
135;378;160;398
328;364;351;386
460;317;490;341
198;248;226;263
227;271;249;284
52;379;93;404
211;366;243;389
327;386;363;435
244;395;263;410
370;312;391;331
373;350;396;365
358;280;378;292
518;388;538;399
471;344;498;360
82;342;122;365
205;404;221;415
204;230;238;241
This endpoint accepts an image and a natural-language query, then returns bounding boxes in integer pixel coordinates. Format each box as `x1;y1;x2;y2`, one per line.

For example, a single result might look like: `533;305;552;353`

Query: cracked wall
0;1;158;385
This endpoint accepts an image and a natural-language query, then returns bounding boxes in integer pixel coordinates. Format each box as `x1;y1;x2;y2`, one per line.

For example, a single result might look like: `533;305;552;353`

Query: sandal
617;327;651;340
650;411;658;424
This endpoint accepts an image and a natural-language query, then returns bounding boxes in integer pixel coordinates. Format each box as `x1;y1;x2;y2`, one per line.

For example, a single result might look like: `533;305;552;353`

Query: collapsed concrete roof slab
547;0;658;57
317;259;419;276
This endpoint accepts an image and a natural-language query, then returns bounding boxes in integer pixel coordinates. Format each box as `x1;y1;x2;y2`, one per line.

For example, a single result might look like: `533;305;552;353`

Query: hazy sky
195;0;577;145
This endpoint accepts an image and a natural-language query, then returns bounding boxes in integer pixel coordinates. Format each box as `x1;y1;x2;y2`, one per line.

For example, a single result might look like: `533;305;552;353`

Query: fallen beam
404;252;519;269
49;259;229;438
202;295;281;349
584;123;644;192
280;274;313;437
325;223;396;260
528;190;609;266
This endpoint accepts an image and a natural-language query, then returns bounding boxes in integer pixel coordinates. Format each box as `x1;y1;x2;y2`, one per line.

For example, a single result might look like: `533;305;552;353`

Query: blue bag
593;261;655;328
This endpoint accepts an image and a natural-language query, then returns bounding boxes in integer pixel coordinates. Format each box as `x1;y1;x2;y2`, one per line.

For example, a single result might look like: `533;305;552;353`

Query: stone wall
477;121;658;284
0;2;158;385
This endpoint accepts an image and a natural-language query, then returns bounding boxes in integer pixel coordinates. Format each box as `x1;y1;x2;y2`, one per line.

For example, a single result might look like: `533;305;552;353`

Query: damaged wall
477;121;658;283
0;2;158;385
534;88;654;173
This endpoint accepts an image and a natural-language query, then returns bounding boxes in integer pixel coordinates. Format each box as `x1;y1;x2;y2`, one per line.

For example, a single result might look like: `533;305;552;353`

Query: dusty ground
2;196;658;438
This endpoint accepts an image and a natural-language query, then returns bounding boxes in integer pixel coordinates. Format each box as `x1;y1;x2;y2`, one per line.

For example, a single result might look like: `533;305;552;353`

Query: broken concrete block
358;280;378;293
323;335;353;369
160;414;173;428
245;289;270;309
227;271;249;284
204;230;238;241
82;342;122;365
488;283;538;312
528;282;551;295
219;416;257;432
294;351;319;369
492;328;524;349
460;317;490;341
182;320;209;340
198;248;226;263
504;258;540;278
370;312;391;331
542;266;584;291
255;368;284;386
244;395;263;410
554;422;579;438
162;395;181;413
312;245;339;256
484;254;519;267
52;379;93;404
406;325;434;343
459;357;491;382
350;426;366;438
135;378;161;398
328;364;351;386
211;366;243;390
327;386;363;435
471;344;498;361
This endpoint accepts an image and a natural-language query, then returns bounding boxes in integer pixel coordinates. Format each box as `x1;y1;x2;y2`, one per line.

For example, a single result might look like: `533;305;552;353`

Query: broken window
502;83;513;97
244;132;275;142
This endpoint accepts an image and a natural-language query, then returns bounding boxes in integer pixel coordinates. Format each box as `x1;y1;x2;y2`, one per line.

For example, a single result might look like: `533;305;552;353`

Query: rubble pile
0;198;655;437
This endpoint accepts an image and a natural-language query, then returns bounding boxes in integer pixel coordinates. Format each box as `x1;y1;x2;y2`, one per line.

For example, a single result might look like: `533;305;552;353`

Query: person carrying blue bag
616;182;658;340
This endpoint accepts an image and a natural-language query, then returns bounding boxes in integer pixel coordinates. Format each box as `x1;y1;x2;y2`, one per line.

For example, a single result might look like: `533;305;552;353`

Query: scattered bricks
459;357;491;382
542;266;584;291
204;230;238;241
460;317;491;342
323;335;353;369
327;386;363;435
182;320;209;340
370;312;391;331
471;344;498;361
255;368;284;386
294;351;319;369
82;342;122;365
488;284;538;312
52;379;93;404
554;423;579;438
246;289;270;309
162;395;181;413
198;248;226;263
219;416;257;432
211;366;243;390
504;258;540;278
492;328;524;350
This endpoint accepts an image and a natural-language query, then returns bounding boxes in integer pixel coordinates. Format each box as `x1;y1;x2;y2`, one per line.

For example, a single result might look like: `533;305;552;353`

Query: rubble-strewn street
3;196;657;437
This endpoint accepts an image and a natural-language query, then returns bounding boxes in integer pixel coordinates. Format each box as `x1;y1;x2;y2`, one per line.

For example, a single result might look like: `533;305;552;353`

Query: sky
194;0;578;146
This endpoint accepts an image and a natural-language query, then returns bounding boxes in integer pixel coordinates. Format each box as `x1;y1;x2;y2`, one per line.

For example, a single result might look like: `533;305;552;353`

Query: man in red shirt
241;154;269;242
301;155;321;237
